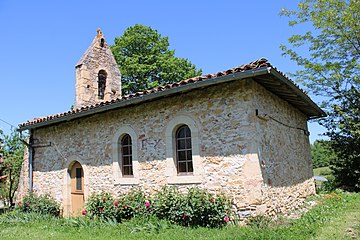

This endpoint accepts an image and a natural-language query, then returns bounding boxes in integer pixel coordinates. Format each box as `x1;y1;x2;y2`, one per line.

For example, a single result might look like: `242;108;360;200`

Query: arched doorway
70;161;84;215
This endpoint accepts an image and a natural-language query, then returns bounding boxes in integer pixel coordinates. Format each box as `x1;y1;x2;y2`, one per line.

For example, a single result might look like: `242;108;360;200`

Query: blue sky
0;0;327;142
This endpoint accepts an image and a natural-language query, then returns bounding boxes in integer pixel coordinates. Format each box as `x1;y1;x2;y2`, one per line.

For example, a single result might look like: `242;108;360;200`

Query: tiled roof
19;58;324;129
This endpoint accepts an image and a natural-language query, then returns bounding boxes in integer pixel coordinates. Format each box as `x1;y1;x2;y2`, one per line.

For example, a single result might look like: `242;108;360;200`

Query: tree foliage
111;24;202;95
280;0;359;99
281;0;360;190
0;129;25;206
311;140;336;168
326;88;360;190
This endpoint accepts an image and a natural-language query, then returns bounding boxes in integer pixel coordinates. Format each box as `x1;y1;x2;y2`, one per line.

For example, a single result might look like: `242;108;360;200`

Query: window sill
167;175;202;185
114;178;139;186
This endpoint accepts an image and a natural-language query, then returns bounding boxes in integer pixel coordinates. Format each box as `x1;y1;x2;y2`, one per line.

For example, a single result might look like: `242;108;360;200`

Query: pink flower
224;216;230;222
210;199;215;203
100;208;104;213
114;201;119;207
18;202;22;206
33;204;37;209
102;197;106;201
81;209;86;215
145;201;151;207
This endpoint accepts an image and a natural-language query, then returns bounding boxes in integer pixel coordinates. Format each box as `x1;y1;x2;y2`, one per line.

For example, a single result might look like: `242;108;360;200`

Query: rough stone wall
75;34;121;109
17;78;315;217
252;82;315;216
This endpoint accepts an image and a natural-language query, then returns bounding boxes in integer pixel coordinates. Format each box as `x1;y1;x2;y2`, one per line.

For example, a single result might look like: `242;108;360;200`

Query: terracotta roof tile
19;58;316;128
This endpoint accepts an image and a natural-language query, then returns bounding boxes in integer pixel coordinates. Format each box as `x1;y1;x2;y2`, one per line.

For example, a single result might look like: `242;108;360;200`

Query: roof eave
268;68;326;119
19;66;326;131
19;67;270;131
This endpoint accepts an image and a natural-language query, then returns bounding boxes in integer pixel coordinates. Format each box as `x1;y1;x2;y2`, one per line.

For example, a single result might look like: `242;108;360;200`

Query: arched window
112;125;139;185
98;70;107;99
176;125;193;174
121;134;133;176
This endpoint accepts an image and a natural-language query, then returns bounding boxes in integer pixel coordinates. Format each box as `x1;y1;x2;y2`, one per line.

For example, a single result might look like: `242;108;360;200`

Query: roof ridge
19;58;316;128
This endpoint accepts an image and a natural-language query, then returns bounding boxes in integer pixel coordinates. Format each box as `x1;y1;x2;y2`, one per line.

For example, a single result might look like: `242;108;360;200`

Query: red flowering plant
152;186;232;227
81;209;87;216
151;186;187;224
84;187;232;227
116;188;150;219
17;193;60;217
84;188;148;222
183;187;232;227
85;192;120;222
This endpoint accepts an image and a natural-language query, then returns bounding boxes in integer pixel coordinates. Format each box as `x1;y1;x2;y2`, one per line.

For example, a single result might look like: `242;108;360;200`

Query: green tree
281;0;359;99
0;129;25;206
311;140;336;168
111;24;202;95
281;0;360;190
326;88;360;190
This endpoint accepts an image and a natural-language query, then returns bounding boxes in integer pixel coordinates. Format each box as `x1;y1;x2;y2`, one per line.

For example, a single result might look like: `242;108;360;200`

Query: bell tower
74;29;121;109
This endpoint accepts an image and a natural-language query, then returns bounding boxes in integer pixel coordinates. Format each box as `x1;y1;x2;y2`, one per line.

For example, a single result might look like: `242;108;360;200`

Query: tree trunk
8;168;13;207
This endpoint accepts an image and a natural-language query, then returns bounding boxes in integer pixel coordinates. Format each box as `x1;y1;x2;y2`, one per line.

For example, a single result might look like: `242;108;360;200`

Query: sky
0;0;327;142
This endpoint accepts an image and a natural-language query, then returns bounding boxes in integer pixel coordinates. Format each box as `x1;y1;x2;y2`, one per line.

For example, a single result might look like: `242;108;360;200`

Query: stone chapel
17;29;325;216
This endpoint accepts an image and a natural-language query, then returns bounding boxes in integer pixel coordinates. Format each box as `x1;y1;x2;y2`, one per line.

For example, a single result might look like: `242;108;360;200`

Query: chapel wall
19;78;315;217
251;81;315;216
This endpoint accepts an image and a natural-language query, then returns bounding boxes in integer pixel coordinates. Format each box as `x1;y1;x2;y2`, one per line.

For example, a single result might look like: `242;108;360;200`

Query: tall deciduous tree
111;24;202;95
281;0;360;190
0;129;24;206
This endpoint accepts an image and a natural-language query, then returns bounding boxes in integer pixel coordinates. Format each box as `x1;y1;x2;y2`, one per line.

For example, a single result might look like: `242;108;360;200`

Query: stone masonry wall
252;82;315;216
75;34;121;109
17;78;315;216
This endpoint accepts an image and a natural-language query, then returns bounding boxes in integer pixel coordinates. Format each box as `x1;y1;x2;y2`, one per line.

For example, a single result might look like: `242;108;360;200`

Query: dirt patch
345;227;358;239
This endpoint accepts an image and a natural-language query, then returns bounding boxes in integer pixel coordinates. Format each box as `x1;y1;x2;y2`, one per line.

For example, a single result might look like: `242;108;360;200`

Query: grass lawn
0;192;359;240
313;167;332;179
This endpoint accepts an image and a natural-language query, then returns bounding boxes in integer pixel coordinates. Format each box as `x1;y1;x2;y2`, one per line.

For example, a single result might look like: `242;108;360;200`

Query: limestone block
81;70;90;80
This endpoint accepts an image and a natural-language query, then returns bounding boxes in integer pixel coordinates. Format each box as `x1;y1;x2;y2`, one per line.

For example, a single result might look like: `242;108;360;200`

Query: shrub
84;187;232;228
183;187;231;227
17;193;60;217
85;188;148;222
117;188;149;219
152;186;232;227
85;192;118;221
151;186;186;224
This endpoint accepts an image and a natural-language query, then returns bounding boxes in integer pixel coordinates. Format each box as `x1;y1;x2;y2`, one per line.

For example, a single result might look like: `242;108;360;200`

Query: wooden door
70;161;84;215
